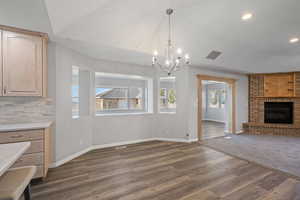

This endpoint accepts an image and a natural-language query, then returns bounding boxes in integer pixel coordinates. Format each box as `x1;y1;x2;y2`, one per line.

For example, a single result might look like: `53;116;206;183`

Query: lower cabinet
0;128;51;178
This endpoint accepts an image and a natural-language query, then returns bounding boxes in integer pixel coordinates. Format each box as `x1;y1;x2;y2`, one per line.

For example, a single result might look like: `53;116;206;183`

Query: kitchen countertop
0;142;30;177
0;121;53;132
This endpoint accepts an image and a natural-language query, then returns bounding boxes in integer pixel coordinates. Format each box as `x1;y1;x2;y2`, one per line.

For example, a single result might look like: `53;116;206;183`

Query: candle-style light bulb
177;48;182;55
153;50;158;56
165;60;170;66
185;54;190;60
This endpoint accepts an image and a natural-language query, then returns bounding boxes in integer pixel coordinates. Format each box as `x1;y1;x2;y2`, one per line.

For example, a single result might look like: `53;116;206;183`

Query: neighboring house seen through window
95;72;151;115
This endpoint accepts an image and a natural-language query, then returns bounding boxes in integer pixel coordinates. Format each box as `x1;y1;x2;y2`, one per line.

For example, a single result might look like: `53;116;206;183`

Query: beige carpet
202;134;300;178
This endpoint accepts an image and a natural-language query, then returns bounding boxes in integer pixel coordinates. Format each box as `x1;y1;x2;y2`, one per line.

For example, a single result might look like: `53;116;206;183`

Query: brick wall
245;72;300;136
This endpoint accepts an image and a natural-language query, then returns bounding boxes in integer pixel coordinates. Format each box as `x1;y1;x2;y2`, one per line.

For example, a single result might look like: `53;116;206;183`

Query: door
3;31;43;96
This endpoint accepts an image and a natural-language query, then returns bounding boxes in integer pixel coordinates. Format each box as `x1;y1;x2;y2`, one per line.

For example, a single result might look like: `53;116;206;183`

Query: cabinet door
3;31;43;96
0;30;2;96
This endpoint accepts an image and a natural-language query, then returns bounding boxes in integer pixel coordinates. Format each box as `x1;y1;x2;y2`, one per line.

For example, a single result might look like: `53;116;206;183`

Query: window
72;66;91;118
160;77;176;113
208;87;227;109
95;72;152;115
220;89;227;108
208;89;219;108
72;66;79;118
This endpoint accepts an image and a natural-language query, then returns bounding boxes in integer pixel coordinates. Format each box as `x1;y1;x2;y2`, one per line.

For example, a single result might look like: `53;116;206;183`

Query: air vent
206;51;222;60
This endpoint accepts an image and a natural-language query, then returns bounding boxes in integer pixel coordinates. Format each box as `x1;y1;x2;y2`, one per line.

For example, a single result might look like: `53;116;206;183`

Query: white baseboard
155;137;198;143
91;138;155;150
50;146;93;168
50;137;199;168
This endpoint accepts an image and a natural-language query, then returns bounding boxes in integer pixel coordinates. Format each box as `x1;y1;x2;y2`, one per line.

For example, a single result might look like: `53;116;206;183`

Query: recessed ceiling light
242;13;253;21
289;37;299;44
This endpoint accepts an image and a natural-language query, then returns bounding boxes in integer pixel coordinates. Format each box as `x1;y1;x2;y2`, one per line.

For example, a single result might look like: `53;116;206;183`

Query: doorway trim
197;75;237;141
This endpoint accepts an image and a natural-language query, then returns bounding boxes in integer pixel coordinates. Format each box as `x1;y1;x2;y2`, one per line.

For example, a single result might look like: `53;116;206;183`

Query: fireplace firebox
264;102;293;124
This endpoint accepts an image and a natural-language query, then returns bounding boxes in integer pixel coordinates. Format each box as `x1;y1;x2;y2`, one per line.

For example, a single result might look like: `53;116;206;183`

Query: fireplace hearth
264;102;293;124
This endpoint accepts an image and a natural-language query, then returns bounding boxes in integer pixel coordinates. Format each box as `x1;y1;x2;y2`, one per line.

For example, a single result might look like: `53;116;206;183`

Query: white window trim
95;112;153;117
94;72;153;116
159;77;176;114
72;66;80;118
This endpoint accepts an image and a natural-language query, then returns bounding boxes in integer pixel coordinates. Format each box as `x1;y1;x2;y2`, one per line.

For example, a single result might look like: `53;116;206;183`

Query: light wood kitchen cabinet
0;127;52;178
0;25;48;97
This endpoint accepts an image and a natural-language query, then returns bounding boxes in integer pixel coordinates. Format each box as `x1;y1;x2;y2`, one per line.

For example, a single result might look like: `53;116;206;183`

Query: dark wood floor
31;141;300;200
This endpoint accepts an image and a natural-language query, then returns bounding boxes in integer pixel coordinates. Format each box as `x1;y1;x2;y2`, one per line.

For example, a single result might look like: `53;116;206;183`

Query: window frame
95;73;152;116
207;87;227;109
72;66;80;118
159;77;176;114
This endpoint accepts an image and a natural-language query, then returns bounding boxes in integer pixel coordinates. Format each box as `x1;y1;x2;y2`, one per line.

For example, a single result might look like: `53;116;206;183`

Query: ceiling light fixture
289;37;299;44
152;8;190;76
242;13;253;21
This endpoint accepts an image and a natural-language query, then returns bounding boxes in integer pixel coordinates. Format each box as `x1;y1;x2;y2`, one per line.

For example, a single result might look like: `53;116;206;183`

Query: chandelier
152;8;190;76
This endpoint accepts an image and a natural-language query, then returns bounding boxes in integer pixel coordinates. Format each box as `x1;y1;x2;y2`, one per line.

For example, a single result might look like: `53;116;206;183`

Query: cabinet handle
3;86;6;95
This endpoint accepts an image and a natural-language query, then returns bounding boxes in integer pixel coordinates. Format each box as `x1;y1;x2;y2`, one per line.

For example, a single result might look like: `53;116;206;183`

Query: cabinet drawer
25;140;44;154
12;152;44;168
0;129;44;143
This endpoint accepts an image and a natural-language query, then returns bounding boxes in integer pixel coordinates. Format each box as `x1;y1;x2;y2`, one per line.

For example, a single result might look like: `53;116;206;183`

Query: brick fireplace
243;72;300;136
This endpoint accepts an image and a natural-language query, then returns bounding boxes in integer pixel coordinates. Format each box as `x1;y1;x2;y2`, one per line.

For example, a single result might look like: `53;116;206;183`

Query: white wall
89;59;158;146
50;45;248;163
0;0;53;36
51;45;94;162
156;66;248;141
50;44;159;162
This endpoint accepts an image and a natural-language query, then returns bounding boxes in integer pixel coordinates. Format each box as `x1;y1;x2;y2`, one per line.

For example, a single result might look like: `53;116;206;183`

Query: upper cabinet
0;26;48;97
264;73;295;97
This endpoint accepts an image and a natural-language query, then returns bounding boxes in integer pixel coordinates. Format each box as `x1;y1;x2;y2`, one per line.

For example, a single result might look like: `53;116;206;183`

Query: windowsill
72;116;80;119
95;112;153;117
159;112;176;114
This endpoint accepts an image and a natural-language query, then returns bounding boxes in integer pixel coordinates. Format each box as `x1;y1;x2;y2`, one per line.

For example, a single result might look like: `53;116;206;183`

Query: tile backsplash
0;97;55;124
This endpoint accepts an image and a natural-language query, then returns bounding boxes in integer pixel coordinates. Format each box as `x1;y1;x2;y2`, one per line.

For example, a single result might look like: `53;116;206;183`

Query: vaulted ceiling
44;0;300;73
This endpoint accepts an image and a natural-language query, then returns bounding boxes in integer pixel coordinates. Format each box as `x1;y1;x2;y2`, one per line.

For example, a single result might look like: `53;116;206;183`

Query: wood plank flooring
202;121;225;139
31;141;300;200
